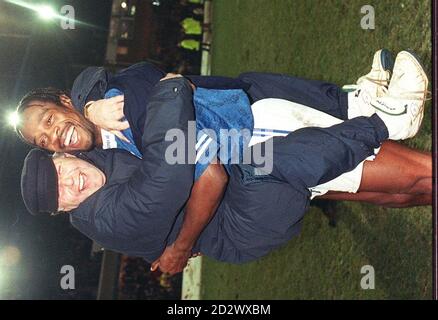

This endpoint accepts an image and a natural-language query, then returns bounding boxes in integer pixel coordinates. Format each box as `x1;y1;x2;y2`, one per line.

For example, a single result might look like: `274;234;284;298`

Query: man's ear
60;95;74;110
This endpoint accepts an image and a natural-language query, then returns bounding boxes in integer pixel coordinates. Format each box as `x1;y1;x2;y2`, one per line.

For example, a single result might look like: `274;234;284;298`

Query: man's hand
84;95;130;142
160;73;196;91
150;243;192;275
150;162;227;275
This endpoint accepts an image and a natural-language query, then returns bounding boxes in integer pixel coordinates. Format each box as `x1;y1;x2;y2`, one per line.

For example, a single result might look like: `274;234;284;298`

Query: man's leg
317;141;432;207
259;50;428;196
256;114;389;193
357;141;431;194
239;71;350;120
238;49;393;120
320;191;431;208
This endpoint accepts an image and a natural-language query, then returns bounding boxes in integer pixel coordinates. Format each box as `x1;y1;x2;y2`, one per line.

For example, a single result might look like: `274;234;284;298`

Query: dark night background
1;0;202;300
0;0;116;299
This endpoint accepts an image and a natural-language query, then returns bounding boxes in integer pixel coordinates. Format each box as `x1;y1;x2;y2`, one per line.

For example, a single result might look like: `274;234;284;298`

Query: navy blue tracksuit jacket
69;64;388;263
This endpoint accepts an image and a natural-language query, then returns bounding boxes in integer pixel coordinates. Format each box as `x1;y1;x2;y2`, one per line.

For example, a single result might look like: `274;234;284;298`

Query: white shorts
248;98;379;199
308;161;367;199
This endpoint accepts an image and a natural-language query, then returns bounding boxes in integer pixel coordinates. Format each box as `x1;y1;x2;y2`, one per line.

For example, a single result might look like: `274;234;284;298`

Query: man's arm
80;73;189;140
151;161;228;274
96;77;196;262
186;75;251;91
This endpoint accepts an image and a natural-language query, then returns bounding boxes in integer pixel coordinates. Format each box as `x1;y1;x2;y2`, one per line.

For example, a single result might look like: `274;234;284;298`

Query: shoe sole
397;50;428;139
404;49;426;75
380;48;394;72
403;50;428;82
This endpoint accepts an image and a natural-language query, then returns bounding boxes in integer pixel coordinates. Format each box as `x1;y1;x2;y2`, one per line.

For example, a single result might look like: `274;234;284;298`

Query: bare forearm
173;163;228;251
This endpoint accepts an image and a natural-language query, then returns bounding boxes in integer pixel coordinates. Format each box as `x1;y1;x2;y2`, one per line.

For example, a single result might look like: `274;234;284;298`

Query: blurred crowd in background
151;0;208;74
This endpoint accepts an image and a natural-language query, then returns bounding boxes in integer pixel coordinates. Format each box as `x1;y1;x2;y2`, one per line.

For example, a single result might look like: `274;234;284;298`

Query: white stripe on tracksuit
194;99;371;198
195;133;214;163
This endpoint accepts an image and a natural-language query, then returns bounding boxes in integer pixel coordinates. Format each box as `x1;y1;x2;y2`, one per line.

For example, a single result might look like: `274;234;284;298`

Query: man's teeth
79;173;84;191
72;128;78;145
65;126;78;146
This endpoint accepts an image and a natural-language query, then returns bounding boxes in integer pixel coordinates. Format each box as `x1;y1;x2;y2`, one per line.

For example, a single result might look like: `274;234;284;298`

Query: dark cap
21;149;59;215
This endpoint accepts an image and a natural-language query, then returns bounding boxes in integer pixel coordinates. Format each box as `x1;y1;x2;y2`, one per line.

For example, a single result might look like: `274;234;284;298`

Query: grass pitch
200;0;432;300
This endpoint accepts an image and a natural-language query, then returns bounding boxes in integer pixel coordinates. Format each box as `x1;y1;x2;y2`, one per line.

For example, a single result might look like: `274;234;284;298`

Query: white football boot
371;50;429;140
347;49;394;119
357;48;394;96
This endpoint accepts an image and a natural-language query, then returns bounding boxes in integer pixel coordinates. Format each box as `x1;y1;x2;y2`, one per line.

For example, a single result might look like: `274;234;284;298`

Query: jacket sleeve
105;78;195;259
186;75;251;91
113;61;166;86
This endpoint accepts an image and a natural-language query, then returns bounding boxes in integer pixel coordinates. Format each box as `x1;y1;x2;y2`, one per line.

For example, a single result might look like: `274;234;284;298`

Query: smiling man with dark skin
19;97;103;152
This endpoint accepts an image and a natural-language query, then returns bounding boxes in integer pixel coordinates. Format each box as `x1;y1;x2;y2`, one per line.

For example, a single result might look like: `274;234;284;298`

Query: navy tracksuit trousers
173;72;390;263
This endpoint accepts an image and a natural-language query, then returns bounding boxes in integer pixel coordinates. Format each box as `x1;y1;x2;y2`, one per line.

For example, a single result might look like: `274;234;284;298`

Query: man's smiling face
19;100;98;152
53;154;106;212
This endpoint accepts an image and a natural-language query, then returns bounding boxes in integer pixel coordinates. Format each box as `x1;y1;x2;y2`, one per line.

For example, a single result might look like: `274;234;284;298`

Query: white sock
347;90;375;119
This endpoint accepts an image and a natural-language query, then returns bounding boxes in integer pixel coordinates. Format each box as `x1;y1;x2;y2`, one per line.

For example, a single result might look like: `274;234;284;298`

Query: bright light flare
6;111;21;128
6;0;100;30
37;5;57;20
0;247;21;297
0;246;21;267
0;267;7;291
6;1;58;21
